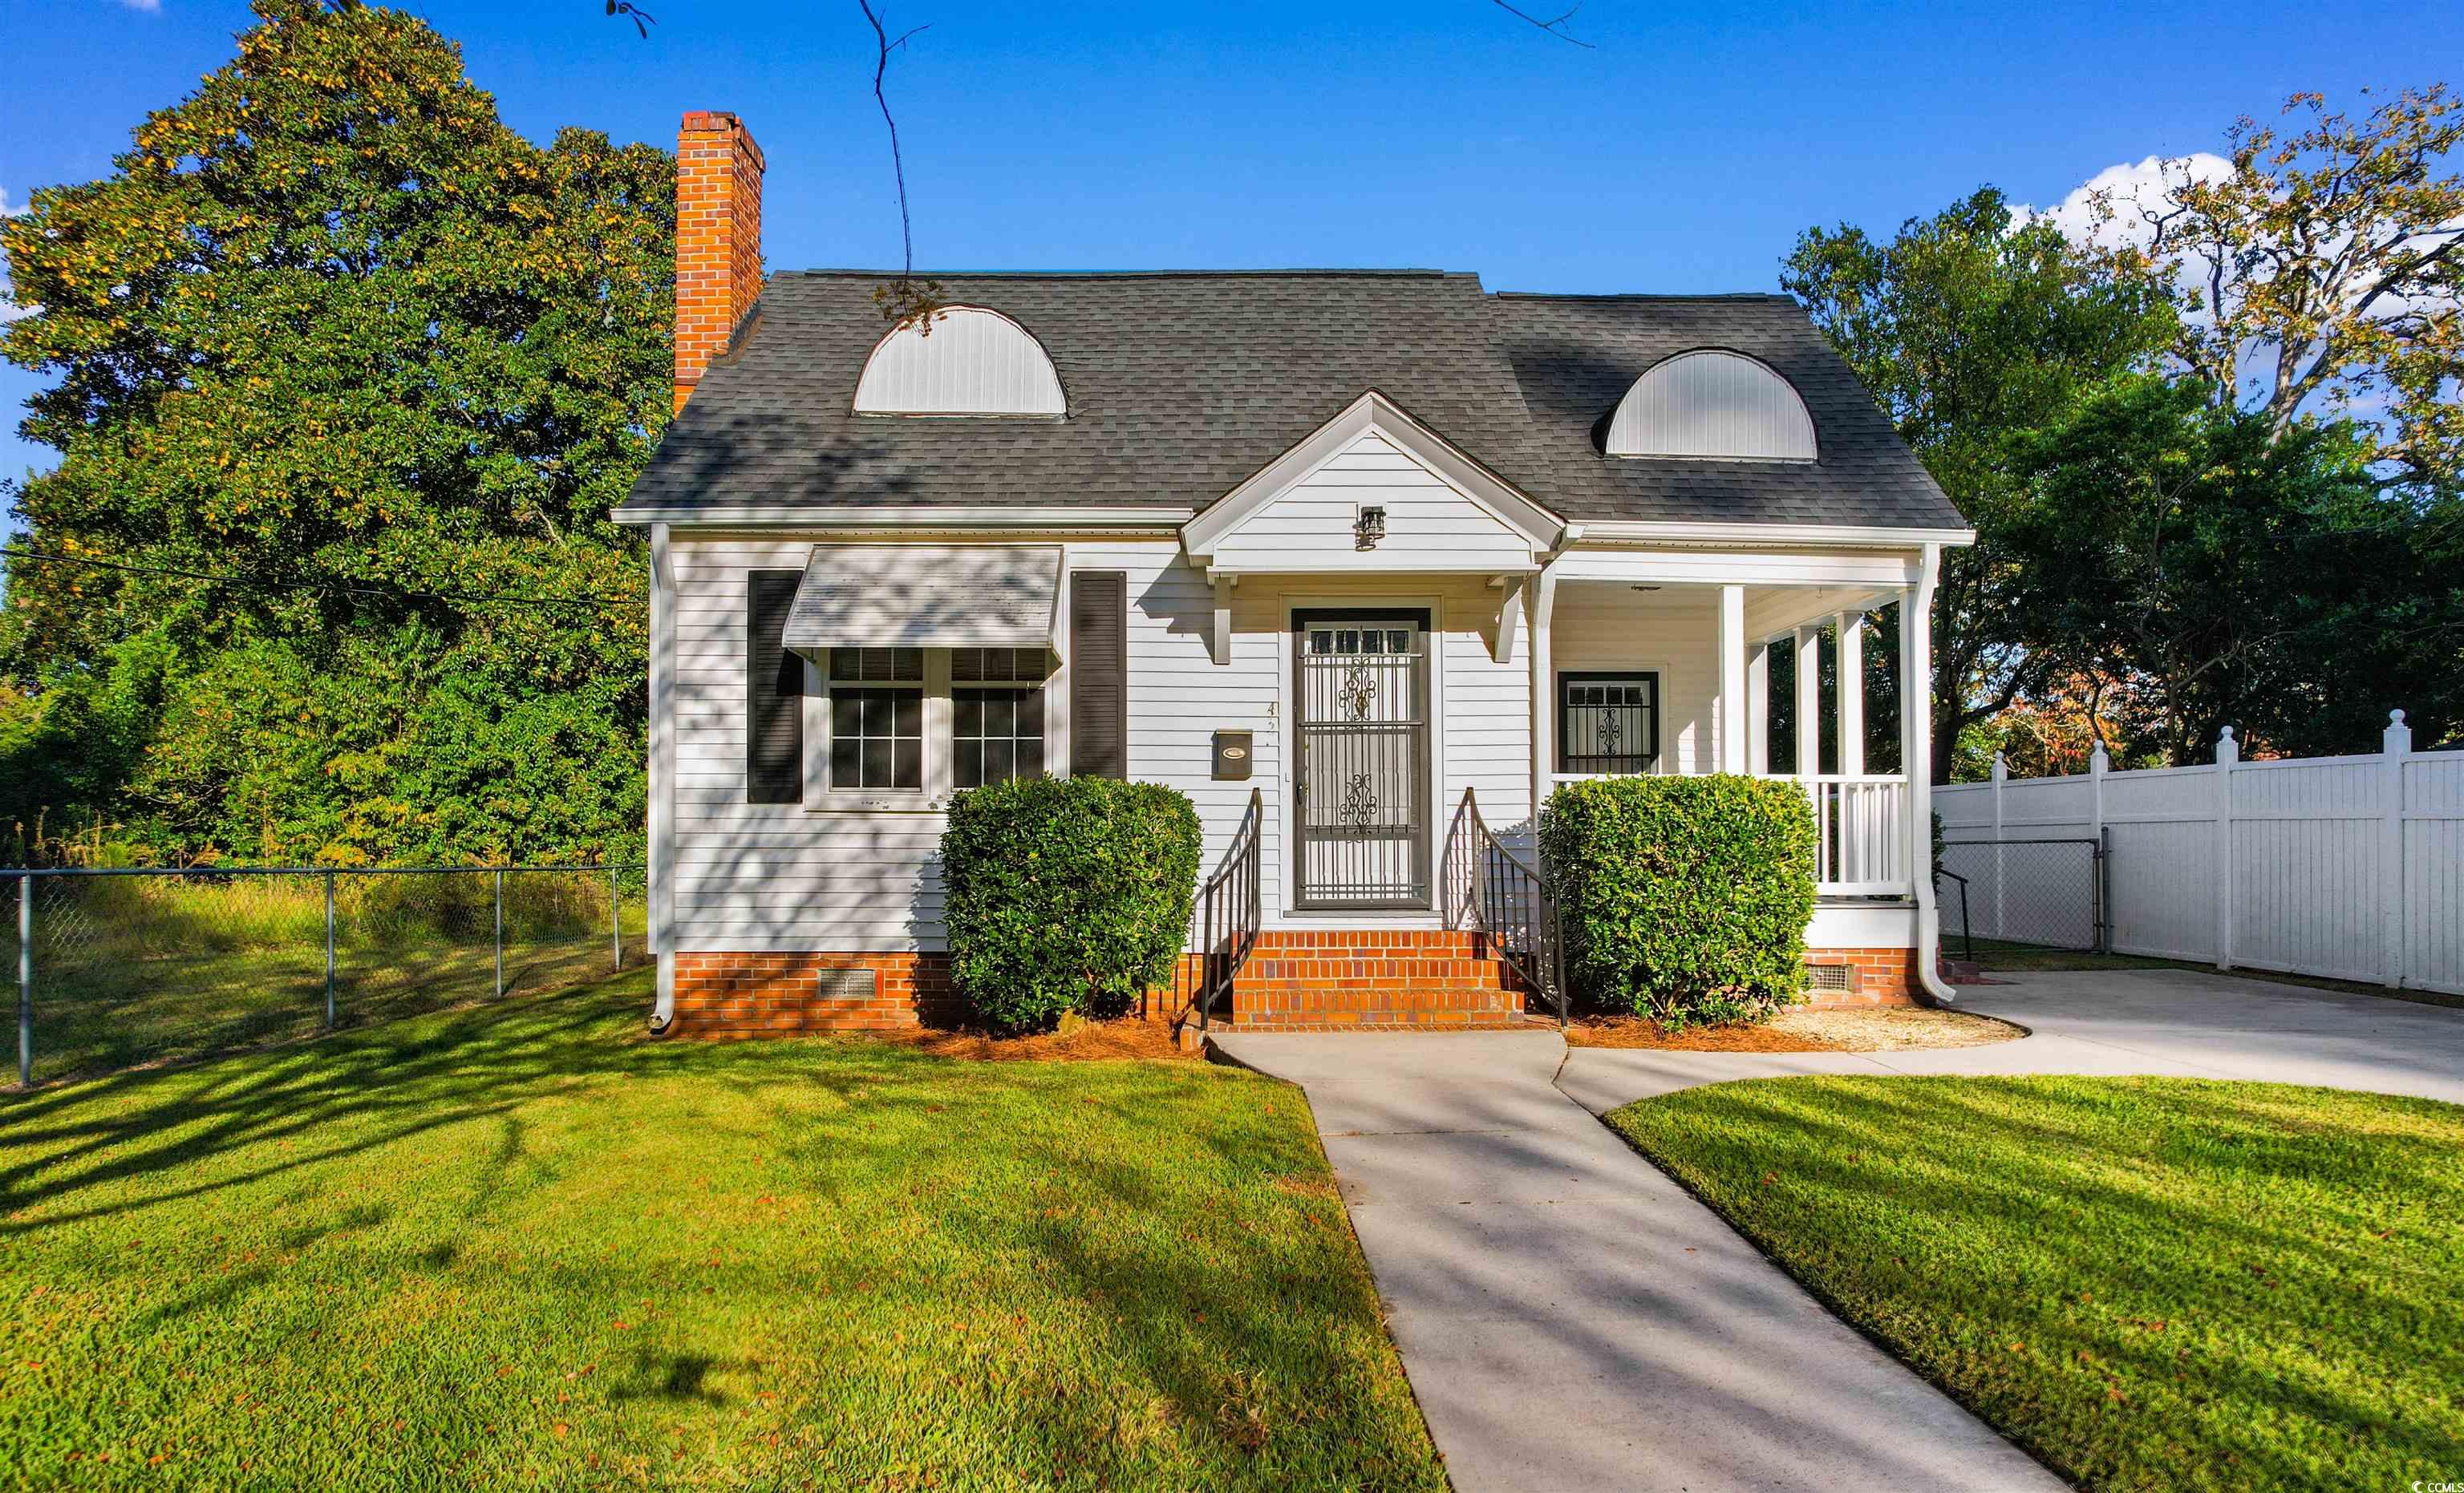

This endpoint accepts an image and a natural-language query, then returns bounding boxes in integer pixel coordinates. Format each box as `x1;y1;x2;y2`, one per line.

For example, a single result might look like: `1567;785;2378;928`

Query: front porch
1180;536;1945;1030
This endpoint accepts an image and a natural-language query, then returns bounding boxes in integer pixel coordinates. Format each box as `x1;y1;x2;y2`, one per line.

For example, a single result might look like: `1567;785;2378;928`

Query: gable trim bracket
1179;390;1565;577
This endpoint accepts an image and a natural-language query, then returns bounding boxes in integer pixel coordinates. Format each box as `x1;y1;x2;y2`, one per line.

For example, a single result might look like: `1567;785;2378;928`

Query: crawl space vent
1805;964;1854;993
816;969;878;1001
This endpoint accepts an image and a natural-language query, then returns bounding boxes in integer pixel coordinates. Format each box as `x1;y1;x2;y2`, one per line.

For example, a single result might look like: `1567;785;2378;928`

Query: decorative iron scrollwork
1340;773;1380;833
1339;666;1378;722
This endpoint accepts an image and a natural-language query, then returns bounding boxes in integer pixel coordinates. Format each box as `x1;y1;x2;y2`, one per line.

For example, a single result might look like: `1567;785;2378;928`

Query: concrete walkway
1210;1030;2063;1492
1214;969;2464;1493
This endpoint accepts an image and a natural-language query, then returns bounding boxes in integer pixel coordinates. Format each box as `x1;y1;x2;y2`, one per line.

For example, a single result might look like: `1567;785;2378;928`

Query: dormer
1606;349;1816;461
852;306;1067;416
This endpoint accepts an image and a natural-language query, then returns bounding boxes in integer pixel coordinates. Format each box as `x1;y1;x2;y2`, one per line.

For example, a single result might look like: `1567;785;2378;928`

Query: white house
618;111;1972;1037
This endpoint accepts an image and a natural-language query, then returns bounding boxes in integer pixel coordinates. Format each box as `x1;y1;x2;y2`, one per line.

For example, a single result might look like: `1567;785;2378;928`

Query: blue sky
3;0;2456;519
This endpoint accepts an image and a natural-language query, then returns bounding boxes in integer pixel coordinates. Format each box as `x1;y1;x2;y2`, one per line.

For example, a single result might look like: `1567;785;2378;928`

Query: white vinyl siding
1552;584;1721;774
672;540;946;951
1202;431;1535;575
666;537;1540;950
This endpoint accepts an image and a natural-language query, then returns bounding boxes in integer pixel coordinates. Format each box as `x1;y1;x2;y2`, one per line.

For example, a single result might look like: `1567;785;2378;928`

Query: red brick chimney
672;111;766;415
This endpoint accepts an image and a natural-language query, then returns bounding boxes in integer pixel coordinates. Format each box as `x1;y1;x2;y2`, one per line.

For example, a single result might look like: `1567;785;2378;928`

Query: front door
1293;609;1432;909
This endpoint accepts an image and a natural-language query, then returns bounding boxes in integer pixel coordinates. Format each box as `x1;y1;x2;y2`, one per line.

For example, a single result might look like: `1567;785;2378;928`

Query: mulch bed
879;1015;1198;1062
1563;1005;2025;1053
1563;1017;1838;1052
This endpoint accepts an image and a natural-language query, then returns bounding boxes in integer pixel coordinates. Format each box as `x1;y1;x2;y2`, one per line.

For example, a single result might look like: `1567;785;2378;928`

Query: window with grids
1306;625;1414;656
952;647;1052;788
828;648;926;791
1558;672;1660;773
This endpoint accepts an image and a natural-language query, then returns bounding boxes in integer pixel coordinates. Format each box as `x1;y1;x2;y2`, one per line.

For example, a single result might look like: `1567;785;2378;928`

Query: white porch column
647;520;678;1030
1793;623;1822;776
1718;585;1748;773
1834;609;1866;778
1746;639;1771;777
1903;548;1955;1003
1528;566;1559;819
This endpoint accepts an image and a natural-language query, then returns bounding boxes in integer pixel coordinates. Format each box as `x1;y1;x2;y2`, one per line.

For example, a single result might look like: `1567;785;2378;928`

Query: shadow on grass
0;971;1444;1487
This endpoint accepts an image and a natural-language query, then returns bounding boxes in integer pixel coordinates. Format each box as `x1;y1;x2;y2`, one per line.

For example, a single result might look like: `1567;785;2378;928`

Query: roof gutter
614;504;1196;531
1574;520;1976;549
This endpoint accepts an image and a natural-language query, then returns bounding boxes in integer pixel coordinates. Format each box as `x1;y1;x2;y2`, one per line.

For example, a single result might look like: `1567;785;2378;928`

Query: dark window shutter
746;571;803;803
1070;571;1128;779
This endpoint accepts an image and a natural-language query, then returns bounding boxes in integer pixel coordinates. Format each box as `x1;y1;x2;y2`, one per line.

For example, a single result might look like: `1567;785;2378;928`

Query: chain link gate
1937;832;2109;956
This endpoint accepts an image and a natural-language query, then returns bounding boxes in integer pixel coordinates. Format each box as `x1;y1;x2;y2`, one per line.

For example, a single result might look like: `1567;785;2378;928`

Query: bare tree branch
1486;0;1595;47
860;1;928;281
855;1;946;330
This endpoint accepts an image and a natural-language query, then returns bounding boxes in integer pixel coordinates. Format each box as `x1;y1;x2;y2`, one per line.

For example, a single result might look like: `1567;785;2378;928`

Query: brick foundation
1225;930;1531;1030
1801;948;1923;1008
670;951;957;1038
664;937;1923;1038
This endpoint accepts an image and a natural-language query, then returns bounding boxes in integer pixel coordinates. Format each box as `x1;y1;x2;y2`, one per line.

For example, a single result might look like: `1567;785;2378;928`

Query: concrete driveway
1558;967;2464;1112
1214;969;2464;1493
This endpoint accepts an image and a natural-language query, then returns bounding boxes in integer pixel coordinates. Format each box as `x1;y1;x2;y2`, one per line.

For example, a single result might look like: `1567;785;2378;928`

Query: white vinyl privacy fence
1935;711;2464;996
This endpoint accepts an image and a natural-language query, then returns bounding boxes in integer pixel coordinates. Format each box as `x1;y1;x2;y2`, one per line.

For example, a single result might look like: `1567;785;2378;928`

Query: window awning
780;544;1065;655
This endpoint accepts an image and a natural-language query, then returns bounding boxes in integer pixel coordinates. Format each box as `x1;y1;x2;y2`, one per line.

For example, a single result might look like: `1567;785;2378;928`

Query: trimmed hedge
1538;775;1818;1027
939;778;1203;1034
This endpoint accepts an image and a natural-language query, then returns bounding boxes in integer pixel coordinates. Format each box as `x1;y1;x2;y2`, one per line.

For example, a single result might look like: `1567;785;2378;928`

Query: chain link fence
1938;836;2108;957
6;865;647;1086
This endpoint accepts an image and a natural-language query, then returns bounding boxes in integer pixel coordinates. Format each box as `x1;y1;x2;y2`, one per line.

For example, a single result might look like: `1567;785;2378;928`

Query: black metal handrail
1454;787;1566;1026
1177;787;1262;1034
1933;866;1975;962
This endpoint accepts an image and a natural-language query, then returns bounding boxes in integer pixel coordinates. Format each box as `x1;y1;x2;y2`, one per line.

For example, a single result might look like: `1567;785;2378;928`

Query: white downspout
1905;542;1958;1005
647;521;679;1033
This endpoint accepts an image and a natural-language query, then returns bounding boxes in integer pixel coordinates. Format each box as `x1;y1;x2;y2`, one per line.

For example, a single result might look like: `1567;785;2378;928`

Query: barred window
1558;672;1660;774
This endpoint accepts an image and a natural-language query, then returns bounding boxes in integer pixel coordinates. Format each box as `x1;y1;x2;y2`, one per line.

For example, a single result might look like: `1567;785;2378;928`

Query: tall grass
2;868;650;1083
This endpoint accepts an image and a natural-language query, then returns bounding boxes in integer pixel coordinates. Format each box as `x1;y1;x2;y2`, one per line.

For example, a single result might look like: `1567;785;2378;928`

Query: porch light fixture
1353;504;1387;550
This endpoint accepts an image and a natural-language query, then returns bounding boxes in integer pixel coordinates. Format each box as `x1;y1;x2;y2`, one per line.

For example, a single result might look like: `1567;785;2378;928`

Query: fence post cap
2216;725;2239;765
2089;742;2109;774
2384;709;2412;754
1989;751;2008;783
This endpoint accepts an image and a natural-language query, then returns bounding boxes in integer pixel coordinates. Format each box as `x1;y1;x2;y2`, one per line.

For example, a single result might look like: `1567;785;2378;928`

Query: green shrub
1538;775;1818;1027
939;779;1204;1034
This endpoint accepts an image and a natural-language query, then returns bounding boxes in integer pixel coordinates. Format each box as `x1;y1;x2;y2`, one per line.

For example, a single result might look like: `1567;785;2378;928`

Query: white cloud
0;188;28;322
2009;152;2236;254
116;0;163;12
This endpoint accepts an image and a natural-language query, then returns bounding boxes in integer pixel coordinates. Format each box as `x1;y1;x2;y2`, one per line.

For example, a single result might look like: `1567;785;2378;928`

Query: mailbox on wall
1212;730;1253;781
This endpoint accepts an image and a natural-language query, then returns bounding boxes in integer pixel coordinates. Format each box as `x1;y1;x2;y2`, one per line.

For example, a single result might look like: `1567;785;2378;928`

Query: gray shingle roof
620;270;1965;533
1489;293;1965;528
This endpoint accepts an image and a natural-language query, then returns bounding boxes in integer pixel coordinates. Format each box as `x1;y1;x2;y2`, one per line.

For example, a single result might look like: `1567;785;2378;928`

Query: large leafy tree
2081;87;2463;492
1999;378;2456;762
1782;188;2176;781
0;0;673;863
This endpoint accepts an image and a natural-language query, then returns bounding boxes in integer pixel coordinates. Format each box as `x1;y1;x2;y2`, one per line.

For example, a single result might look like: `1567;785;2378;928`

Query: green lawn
0;973;1444;1490
1607;1076;2464;1493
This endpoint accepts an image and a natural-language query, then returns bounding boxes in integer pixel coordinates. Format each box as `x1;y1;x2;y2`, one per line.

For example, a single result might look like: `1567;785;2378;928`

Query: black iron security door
1293;609;1432;908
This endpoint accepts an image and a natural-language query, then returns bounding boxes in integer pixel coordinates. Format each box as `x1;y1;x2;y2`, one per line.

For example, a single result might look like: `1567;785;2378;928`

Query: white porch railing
1544;771;1915;897
1776;775;1911;896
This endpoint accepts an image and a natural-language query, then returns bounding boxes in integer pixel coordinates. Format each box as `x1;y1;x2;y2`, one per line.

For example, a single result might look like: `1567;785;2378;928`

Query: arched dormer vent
1605;349;1815;460
852;306;1066;415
